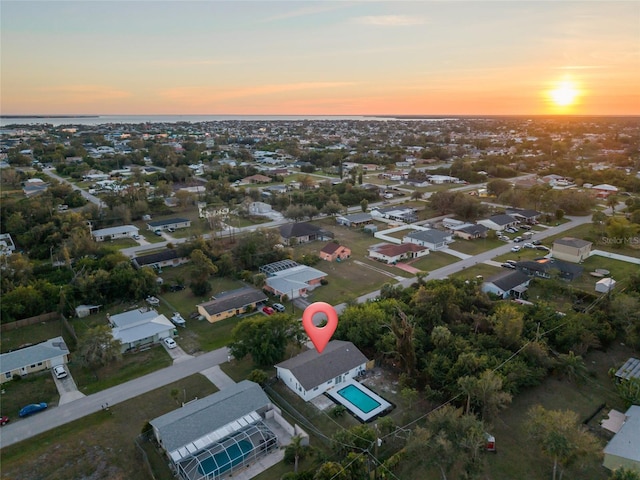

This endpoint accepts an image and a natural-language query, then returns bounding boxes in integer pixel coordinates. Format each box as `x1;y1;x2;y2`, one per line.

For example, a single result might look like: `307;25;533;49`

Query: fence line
0;312;59;331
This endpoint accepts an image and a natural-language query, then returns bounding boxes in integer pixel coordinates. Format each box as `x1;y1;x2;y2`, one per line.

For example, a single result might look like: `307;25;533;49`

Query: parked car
523;242;535;249
146;296;160;306
53;365;67;379
163;337;177;349
532;240;542;245
167;227;176;233
0;415;9;426
506;228;518;234
520;224;532;230
154;230;163;236
511;245;522;252
132;234;141;240
498;235;510;242
505;260;518;266
19;402;48;418
501;263;516;269
272;303;286;312
513;236;523;243
536;245;550;252
262;306;275;315
169;284;185;292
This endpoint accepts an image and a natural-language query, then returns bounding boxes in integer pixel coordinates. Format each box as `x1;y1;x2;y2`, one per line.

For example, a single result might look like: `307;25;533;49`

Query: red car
0;416;9;426
262;306;275;315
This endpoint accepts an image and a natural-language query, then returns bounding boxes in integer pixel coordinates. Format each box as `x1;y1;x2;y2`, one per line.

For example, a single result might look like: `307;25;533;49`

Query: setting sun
549;80;579;107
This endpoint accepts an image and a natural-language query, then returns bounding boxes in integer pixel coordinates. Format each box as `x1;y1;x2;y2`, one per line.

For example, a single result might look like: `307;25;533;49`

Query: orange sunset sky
1;1;639;116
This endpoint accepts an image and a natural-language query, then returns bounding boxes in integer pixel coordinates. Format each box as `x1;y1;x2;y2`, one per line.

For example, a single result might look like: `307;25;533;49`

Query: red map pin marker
302;302;338;354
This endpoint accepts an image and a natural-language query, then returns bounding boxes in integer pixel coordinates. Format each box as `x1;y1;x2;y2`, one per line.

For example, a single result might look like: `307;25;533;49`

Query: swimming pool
197;439;253;477
326;380;392;422
337;384;381;413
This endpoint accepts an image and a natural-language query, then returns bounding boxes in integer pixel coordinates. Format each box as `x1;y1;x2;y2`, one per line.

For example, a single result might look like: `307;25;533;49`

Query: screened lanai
176;422;279;480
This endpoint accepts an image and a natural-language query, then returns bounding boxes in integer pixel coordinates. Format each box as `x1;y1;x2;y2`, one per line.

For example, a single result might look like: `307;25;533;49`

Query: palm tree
285;435;309;474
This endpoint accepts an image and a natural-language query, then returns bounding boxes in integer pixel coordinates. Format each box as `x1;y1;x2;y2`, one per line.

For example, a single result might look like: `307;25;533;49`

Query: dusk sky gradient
1;1;639;116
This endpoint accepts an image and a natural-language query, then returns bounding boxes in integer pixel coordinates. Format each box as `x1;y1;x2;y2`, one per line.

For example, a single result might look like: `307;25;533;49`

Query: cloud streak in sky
353;15;427;26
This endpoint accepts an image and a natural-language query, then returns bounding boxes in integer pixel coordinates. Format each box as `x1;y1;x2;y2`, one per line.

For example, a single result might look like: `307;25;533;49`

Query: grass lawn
568;255;639;292
1;319;73;353
0;374;218;480
409;250;459;273
451;263;503;281
545;222;640;258
0;371;60;420
449;237;504;256
71;345;173;395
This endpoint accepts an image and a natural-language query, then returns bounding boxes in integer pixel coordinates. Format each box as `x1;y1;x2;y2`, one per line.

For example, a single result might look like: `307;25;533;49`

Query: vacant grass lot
451;262;503;281
0;374;218;480
71;345;172;395
449;237;504;255
409;250;459;273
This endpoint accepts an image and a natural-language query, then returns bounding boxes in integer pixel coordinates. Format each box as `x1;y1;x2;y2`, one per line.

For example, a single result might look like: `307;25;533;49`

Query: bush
320;278;328;286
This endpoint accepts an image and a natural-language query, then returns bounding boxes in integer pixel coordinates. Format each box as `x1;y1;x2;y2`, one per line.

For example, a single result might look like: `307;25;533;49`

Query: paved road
0;347;229;449
42;168;106;208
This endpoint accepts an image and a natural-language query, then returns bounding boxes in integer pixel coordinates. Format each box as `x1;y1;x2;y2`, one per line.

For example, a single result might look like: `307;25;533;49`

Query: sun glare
549;80;579;107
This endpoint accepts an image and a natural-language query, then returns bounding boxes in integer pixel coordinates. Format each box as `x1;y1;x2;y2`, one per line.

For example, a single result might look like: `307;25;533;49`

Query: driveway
163;340;194;363
53;368;86;405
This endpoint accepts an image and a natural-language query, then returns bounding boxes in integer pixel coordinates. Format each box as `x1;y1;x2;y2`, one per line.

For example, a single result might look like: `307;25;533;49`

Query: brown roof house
552;237;592;263
320;242;351;262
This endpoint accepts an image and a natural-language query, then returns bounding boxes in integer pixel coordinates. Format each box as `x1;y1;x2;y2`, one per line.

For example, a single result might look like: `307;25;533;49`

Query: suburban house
0;233;16;256
108;308;175;353
150;380;301;480
442;218;466;229
278;222;333;246
197;286;267;323
482;271;531;299
603;405;640;472
592;183;619;198
242;174;272;184
319;242;351;262
147;218;191;232
132;249;190;270
91;225;139;242
248;201;273;215
260;260;327;300
505;208;542;224
403;229;453;251
368;242;429;264
516;258;584;281
336;212;373;228
370;206;418;224
452;223;490;240
552;237;593;263
275;341;368;402
1;336;70;384
477;214;519;231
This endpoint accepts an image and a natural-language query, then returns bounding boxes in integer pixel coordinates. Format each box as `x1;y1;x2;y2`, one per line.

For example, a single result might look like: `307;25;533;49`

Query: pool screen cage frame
176;422;279;480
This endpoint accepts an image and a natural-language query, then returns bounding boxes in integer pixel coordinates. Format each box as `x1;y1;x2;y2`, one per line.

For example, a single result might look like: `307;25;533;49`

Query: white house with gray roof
477;214;519;231
1;336;69;384
275;340;368;401
150;380;298;480
91;224;139;242
403;229;453;251
108;308;175;353
603;405;640;472
261;260;327;300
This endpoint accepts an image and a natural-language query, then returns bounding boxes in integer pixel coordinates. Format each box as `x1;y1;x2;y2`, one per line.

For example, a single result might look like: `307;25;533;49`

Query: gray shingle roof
553;237;592;249
276;340;368;391
486;270;530;291
1;336;69;372
198;287;267;316
604;405;640;463
150;380;269;453
405;229;450;243
147;218;190;228
133;249;181;266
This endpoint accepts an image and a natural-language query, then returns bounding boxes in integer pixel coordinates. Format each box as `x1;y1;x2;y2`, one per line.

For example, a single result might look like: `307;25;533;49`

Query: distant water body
0;114;456;127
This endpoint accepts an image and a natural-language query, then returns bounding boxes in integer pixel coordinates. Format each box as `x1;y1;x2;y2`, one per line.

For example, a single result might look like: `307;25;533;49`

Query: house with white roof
91;225;139;242
108;308;175;353
603;405;640;472
0;233;16;256
592;183;619;198
1;337;70;384
477;214;519;231
260;260;327;300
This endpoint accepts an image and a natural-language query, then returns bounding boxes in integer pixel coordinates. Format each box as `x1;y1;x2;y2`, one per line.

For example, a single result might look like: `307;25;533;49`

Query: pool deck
325;379;392;422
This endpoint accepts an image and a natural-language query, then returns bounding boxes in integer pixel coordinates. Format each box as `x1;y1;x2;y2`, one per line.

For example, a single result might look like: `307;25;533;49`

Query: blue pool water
337;384;381;414
197;439;253;477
